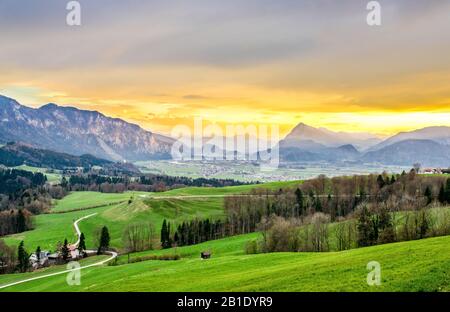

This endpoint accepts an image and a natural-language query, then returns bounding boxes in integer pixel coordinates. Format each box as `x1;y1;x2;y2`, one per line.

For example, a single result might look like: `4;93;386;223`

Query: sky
0;0;449;137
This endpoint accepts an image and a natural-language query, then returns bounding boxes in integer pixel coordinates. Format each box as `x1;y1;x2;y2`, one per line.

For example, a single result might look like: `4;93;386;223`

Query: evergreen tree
17;241;29;273
160;219;167;247
61;176;68;188
418;210;429;239
167;222;172;246
97;226;110;254
378;208;395;243
160;220;171;249
173;231;179;246
61;238;70;261
357;206;373;247
445;179;450;203
424;186;433;205
315;197;322;212
438;184;446;204
36;246;41;261
295;188;304;217
390;175;396;185
16;209;26;233
78;233;86;254
377;175;385;189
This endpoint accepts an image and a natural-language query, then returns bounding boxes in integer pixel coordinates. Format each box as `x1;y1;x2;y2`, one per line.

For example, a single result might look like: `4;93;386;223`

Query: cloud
1;0;450;136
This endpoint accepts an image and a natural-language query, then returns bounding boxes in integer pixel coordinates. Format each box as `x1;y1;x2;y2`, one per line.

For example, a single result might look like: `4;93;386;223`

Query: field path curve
0;214;117;290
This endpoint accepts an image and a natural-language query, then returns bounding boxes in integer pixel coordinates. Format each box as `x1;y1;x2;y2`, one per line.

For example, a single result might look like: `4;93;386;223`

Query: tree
97;226;110;254
61;238;70;262
413;163;421;173
160;219;170;249
424;186;433;205
78;233;86;254
122;222;154;252
16;209;26;233
445;179;450;204
36;246;41;261
17;241;29;273
377;175;385;189
390;175;396;185
378;207;395;244
357;206;373;247
438;184;446;204
0;239;16;274
295;188;304;217
417;210;429;239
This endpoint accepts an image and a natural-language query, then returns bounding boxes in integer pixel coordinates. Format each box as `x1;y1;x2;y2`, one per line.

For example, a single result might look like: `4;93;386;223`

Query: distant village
421;168;450;175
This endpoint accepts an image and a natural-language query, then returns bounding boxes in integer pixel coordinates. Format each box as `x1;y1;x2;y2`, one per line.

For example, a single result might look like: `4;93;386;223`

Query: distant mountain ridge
370;126;450;151
282;122;382;150
2;94;450;168
0;142;140;173
361;139;450;167
0;95;174;161
279;122;450;167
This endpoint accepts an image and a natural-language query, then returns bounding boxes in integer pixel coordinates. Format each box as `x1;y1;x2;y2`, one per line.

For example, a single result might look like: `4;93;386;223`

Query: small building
29;250;51;269
200;251;211;259
47;253;60;265
422;168;441;174
69;244;81;259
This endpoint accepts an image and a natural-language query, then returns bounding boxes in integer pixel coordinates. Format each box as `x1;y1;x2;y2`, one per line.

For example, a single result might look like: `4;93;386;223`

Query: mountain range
1;95;449;168
279;122;450;167
0;95;173;161
0;142;140;174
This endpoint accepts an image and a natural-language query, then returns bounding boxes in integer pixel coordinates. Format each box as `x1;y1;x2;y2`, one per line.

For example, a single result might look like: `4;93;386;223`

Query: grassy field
148;180;302;196
3;206;111;251
78;197;225;248
0;255;108;286
12;165;62;184
2;179;449;292
1;235;449;292
51;191;146;212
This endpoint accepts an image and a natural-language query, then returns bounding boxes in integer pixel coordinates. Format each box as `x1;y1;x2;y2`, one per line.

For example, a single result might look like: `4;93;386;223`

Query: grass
51;191;146;212
3;179;448;292
115;232;260;264
3;206;111;251
78;197;225;249
12;165;62;184
0;255;108;286
1;235;449;292
4;197;225;252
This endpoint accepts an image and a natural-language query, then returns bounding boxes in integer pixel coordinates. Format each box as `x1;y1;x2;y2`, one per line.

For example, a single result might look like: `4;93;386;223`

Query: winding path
0;214;117;290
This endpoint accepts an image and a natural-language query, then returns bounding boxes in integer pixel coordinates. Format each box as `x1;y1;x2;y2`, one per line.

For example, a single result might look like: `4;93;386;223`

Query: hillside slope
1;235;449;292
0;142;139;173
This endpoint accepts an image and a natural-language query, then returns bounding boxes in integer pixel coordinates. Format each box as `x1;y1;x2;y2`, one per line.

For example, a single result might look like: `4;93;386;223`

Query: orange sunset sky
1;0;449;137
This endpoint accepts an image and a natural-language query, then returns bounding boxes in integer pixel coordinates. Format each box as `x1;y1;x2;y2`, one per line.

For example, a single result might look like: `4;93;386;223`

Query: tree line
224;171;450;237
66;173;248;193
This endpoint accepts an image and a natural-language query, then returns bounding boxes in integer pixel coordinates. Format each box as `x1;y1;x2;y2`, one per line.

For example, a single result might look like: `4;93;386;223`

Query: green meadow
1;235;449;292
1;180;449;292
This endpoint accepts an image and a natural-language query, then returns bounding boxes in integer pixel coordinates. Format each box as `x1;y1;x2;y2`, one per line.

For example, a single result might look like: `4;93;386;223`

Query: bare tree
122;222;155;252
